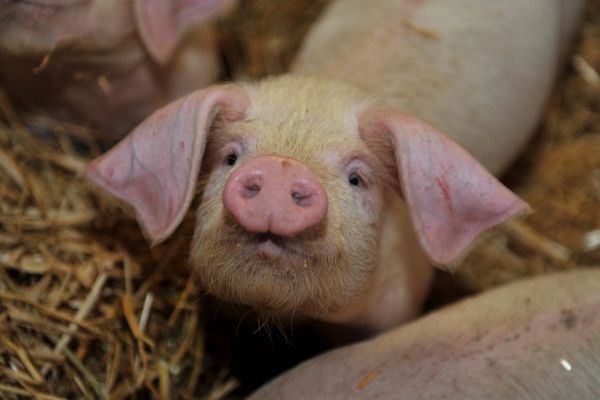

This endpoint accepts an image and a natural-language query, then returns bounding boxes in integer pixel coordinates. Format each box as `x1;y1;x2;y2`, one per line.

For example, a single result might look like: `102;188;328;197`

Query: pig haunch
248;269;600;400
87;76;527;330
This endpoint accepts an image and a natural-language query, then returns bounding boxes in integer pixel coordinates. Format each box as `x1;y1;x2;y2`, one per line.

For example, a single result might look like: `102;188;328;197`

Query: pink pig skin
248;269;600;400
292;0;585;175
0;0;236;139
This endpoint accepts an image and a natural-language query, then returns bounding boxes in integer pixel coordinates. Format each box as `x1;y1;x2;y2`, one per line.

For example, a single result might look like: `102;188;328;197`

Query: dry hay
0;94;239;398
0;0;599;399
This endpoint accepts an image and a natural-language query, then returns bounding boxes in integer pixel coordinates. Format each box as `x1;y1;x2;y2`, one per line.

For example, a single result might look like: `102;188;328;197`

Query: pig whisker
254;314;289;343
235;308;255;337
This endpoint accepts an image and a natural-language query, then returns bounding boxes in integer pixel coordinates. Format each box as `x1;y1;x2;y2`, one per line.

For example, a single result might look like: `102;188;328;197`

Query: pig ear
360;109;529;267
87;84;249;244
134;0;236;63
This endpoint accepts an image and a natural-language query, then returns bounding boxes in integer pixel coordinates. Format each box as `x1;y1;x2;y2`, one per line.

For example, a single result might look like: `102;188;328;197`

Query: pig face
0;0;235;62
192;79;392;314
87;75;527;319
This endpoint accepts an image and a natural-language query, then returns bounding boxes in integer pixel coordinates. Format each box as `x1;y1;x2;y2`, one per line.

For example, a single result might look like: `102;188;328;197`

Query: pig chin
190;221;376;316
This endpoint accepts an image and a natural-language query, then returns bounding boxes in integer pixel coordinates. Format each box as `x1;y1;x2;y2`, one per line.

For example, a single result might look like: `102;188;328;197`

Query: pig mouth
192;219;374;315
253;234;286;258
222;230;335;268
249;233;320;259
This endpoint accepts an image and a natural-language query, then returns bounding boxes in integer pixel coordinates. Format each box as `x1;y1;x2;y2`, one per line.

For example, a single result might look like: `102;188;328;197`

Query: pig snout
222;156;328;237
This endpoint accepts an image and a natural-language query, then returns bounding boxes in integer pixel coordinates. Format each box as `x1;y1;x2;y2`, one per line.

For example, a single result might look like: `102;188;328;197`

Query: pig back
249;269;600;399
293;0;583;175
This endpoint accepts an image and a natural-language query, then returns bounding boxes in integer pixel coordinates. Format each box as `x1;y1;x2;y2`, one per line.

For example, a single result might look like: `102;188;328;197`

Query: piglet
249;268;600;400
0;0;235;138
85;0;584;331
293;0;584;174
87;76;527;332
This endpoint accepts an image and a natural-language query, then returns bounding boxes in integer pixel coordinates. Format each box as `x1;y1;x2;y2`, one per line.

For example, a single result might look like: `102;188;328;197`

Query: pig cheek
323;184;384;300
326;183;382;278
191;168;232;266
190;196;229;284
198;167;229;203
359;186;385;225
342;183;384;267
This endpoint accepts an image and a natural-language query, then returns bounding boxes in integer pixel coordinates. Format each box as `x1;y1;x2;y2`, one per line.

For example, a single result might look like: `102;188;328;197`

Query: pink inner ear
360;109;529;266
87;85;249;244
134;0;236;63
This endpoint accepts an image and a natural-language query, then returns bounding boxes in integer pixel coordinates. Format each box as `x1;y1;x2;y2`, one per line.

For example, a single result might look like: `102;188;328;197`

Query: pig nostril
292;191;311;206
242;184;261;199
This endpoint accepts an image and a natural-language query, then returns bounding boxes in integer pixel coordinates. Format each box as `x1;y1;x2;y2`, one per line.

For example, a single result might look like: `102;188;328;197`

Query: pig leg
249;269;600;400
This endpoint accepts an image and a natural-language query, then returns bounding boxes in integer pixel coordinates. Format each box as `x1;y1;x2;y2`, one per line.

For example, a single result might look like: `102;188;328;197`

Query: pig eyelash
345;158;372;189
219;141;244;167
224;153;238;166
348;173;363;187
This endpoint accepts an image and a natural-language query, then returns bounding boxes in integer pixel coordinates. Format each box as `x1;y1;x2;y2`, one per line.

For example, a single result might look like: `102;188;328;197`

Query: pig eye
348;173;362;187
225;153;238;166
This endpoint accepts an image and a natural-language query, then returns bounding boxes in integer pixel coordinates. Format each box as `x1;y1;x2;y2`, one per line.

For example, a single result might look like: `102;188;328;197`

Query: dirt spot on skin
560;309;577;330
503;333;521;343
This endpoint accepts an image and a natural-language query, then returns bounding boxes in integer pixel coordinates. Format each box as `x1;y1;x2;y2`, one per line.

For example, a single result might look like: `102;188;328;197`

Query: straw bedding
0;0;598;398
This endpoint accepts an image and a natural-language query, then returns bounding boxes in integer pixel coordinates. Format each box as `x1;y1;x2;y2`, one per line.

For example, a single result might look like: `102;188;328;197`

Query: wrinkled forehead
235;76;375;160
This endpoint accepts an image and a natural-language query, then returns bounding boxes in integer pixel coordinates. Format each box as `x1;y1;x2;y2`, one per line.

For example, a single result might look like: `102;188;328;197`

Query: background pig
87;76;527;332
292;0;585;174
249;269;600;399
0;0;236;138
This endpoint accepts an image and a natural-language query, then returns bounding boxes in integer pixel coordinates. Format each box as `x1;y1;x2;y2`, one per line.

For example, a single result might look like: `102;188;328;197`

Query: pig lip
222;229;329;264
253;233;287;259
255;238;284;258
